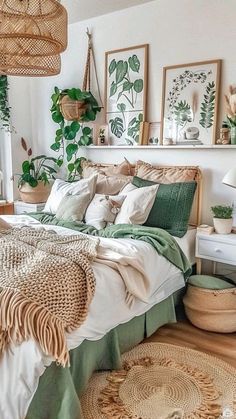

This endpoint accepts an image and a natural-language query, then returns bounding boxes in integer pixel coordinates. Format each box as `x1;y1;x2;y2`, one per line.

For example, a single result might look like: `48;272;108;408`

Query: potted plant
50;86;101;181
224;85;236;144
17;138;58;204
211;205;234;234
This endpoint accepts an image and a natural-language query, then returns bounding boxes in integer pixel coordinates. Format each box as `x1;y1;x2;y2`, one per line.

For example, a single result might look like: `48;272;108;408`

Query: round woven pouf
81;343;236;419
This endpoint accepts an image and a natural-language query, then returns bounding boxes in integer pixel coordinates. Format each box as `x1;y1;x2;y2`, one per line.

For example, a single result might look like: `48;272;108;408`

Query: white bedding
0;215;192;419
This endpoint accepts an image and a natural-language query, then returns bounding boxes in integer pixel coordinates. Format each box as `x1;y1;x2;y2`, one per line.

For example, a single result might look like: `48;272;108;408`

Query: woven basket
19;181;52;204
60;95;87;121
183;284;236;333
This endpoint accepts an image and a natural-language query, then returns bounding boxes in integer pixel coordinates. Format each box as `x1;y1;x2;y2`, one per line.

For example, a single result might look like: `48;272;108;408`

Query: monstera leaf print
109;117;124;138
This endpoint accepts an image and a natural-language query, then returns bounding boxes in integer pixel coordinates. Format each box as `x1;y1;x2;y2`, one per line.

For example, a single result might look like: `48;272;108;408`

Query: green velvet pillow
132;176;197;237
188;275;235;290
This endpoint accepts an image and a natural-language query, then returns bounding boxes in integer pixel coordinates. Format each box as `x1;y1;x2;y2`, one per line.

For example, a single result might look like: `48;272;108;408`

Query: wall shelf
86;145;236;150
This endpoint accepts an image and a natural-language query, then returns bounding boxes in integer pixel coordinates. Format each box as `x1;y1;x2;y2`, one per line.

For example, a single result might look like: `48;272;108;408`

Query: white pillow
44;175;97;214
119;183;137;195
115;184;159;225
85;194;126;230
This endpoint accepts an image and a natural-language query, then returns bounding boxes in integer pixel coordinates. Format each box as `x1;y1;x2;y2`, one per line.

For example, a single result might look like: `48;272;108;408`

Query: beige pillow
82;158;133;177
115;184;159;225
119;183;137;195
135;161;198;184
56;192;91;222
85;194;126;229
96;175;132;195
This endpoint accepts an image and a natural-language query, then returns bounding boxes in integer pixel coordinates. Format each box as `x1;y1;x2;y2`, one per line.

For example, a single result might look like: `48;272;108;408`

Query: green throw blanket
30;212;192;280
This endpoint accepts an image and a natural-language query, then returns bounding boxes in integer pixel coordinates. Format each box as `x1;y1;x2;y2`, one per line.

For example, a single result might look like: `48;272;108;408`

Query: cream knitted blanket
0;227;99;366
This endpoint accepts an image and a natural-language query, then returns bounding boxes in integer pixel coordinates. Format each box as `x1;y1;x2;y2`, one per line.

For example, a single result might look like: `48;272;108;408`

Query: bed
0;163;202;419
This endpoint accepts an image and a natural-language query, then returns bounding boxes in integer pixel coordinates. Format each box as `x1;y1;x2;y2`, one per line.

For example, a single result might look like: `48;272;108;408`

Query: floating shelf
86;145;236;150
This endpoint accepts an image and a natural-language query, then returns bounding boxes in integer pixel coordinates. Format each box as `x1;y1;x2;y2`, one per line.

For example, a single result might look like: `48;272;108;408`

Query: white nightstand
196;232;236;274
14;200;45;215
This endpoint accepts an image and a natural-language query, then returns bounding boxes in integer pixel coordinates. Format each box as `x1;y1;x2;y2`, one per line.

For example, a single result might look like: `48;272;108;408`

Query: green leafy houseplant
18;138;58;188
211;205;233;219
50;87;101;181
0;76;11;132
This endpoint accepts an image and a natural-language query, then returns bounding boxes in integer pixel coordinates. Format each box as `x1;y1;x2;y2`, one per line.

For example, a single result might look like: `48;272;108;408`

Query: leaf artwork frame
160;60;221;146
105;44;148;146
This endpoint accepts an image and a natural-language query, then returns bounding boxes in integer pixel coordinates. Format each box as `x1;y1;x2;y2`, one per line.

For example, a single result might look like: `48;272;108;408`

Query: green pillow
188;275;235;290
132;176;197;237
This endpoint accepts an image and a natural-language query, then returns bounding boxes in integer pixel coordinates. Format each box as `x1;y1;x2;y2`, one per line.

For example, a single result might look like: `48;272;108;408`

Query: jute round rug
81;342;236;419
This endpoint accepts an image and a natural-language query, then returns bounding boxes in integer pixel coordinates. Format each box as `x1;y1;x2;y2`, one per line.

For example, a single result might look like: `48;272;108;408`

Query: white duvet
0;215;187;419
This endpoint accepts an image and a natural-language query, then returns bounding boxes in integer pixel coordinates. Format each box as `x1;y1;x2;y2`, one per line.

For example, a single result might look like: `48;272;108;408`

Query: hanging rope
83;28;104;108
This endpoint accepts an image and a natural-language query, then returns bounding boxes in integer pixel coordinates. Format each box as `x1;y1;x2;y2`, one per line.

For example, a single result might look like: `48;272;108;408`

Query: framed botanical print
105;44;148;146
161;60;221;145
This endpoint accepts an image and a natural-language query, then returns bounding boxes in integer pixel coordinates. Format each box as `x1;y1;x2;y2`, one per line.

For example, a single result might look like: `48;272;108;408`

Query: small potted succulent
17;138;58;204
211;205;234;234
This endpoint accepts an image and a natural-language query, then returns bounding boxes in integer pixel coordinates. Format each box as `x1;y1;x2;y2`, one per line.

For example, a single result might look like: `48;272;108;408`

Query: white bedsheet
0;215;188;419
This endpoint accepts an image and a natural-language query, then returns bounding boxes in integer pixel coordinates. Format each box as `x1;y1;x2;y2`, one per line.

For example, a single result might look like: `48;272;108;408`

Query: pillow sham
85;194;126;230
119;182;137;195
132;176;197;237
56;192;91;222
115;184;159;225
96;175;132;195
135;161;198;183
43;175;97;214
82;158;133;177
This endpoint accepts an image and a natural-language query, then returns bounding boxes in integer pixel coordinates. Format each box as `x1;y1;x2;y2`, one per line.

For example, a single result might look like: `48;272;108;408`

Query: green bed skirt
26;295;176;419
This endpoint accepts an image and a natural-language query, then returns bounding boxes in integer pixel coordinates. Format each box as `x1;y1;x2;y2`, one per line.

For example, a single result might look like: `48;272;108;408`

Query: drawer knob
214;248;222;253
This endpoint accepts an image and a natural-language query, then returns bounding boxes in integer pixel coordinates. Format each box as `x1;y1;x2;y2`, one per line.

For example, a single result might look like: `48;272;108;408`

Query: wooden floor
145;321;236;368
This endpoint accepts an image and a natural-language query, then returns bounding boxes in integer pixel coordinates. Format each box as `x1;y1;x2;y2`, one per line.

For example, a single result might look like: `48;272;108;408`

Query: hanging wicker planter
0;0;67;57
60;95;87;122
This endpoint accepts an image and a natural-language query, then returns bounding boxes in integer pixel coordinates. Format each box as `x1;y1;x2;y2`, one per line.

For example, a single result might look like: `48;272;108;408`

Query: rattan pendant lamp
0;0;67;76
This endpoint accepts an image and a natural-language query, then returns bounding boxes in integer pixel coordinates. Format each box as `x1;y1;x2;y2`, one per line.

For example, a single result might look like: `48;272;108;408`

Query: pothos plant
108;55;144;145
0;76;11;132
50;87;101;180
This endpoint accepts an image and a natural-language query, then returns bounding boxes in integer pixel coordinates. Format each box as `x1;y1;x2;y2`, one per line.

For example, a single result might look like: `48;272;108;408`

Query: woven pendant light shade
0;52;61;76
0;0;67;57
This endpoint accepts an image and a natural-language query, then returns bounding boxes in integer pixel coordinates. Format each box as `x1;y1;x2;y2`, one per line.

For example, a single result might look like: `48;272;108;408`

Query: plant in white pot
211;205;234;234
17;138;58;204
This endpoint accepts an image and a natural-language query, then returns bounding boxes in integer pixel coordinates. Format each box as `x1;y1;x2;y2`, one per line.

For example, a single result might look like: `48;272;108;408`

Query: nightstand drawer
198;238;236;263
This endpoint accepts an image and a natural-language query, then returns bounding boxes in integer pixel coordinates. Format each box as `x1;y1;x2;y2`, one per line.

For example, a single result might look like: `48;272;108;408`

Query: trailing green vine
0;76;11;132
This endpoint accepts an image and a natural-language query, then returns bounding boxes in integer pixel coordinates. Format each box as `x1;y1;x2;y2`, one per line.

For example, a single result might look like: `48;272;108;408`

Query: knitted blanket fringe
0;228;98;367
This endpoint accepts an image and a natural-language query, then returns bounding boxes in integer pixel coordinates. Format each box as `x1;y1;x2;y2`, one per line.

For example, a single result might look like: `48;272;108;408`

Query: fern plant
199;81;216;129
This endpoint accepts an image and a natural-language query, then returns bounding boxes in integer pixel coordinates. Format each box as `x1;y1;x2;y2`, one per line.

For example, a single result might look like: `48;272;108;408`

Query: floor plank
145;321;236;368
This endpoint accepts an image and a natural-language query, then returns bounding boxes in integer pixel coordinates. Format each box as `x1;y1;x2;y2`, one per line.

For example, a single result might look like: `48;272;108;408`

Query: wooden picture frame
160;59;221;146
105;44;149;146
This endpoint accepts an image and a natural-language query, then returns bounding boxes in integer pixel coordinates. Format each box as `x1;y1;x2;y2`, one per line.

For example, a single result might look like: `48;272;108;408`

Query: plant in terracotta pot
50;87;101;181
211;205;233;234
17;138;58;204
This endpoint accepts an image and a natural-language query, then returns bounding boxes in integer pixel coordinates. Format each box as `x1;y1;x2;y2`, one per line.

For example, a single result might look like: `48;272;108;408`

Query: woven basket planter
183;284;236;333
19;181;52;204
60;95;87;121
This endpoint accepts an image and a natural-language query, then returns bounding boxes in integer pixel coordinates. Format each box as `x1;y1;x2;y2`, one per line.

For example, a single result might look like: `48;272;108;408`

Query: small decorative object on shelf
94;124;109;146
224;85;236;144
211;205;233;234
197;224;214;235
217;122;231;145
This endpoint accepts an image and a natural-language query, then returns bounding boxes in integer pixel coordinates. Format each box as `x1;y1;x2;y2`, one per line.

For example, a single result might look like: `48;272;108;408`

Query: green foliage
174;100;192;127
109;117;124;138
17;139;58;188
127;113;143;144
0;76;11;132
108;54;143;109
199;81;216;129
50;86;100;180
211;205;233;219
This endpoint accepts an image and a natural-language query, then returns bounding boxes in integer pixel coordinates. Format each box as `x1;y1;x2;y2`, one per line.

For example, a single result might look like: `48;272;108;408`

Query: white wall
9;0;236;223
